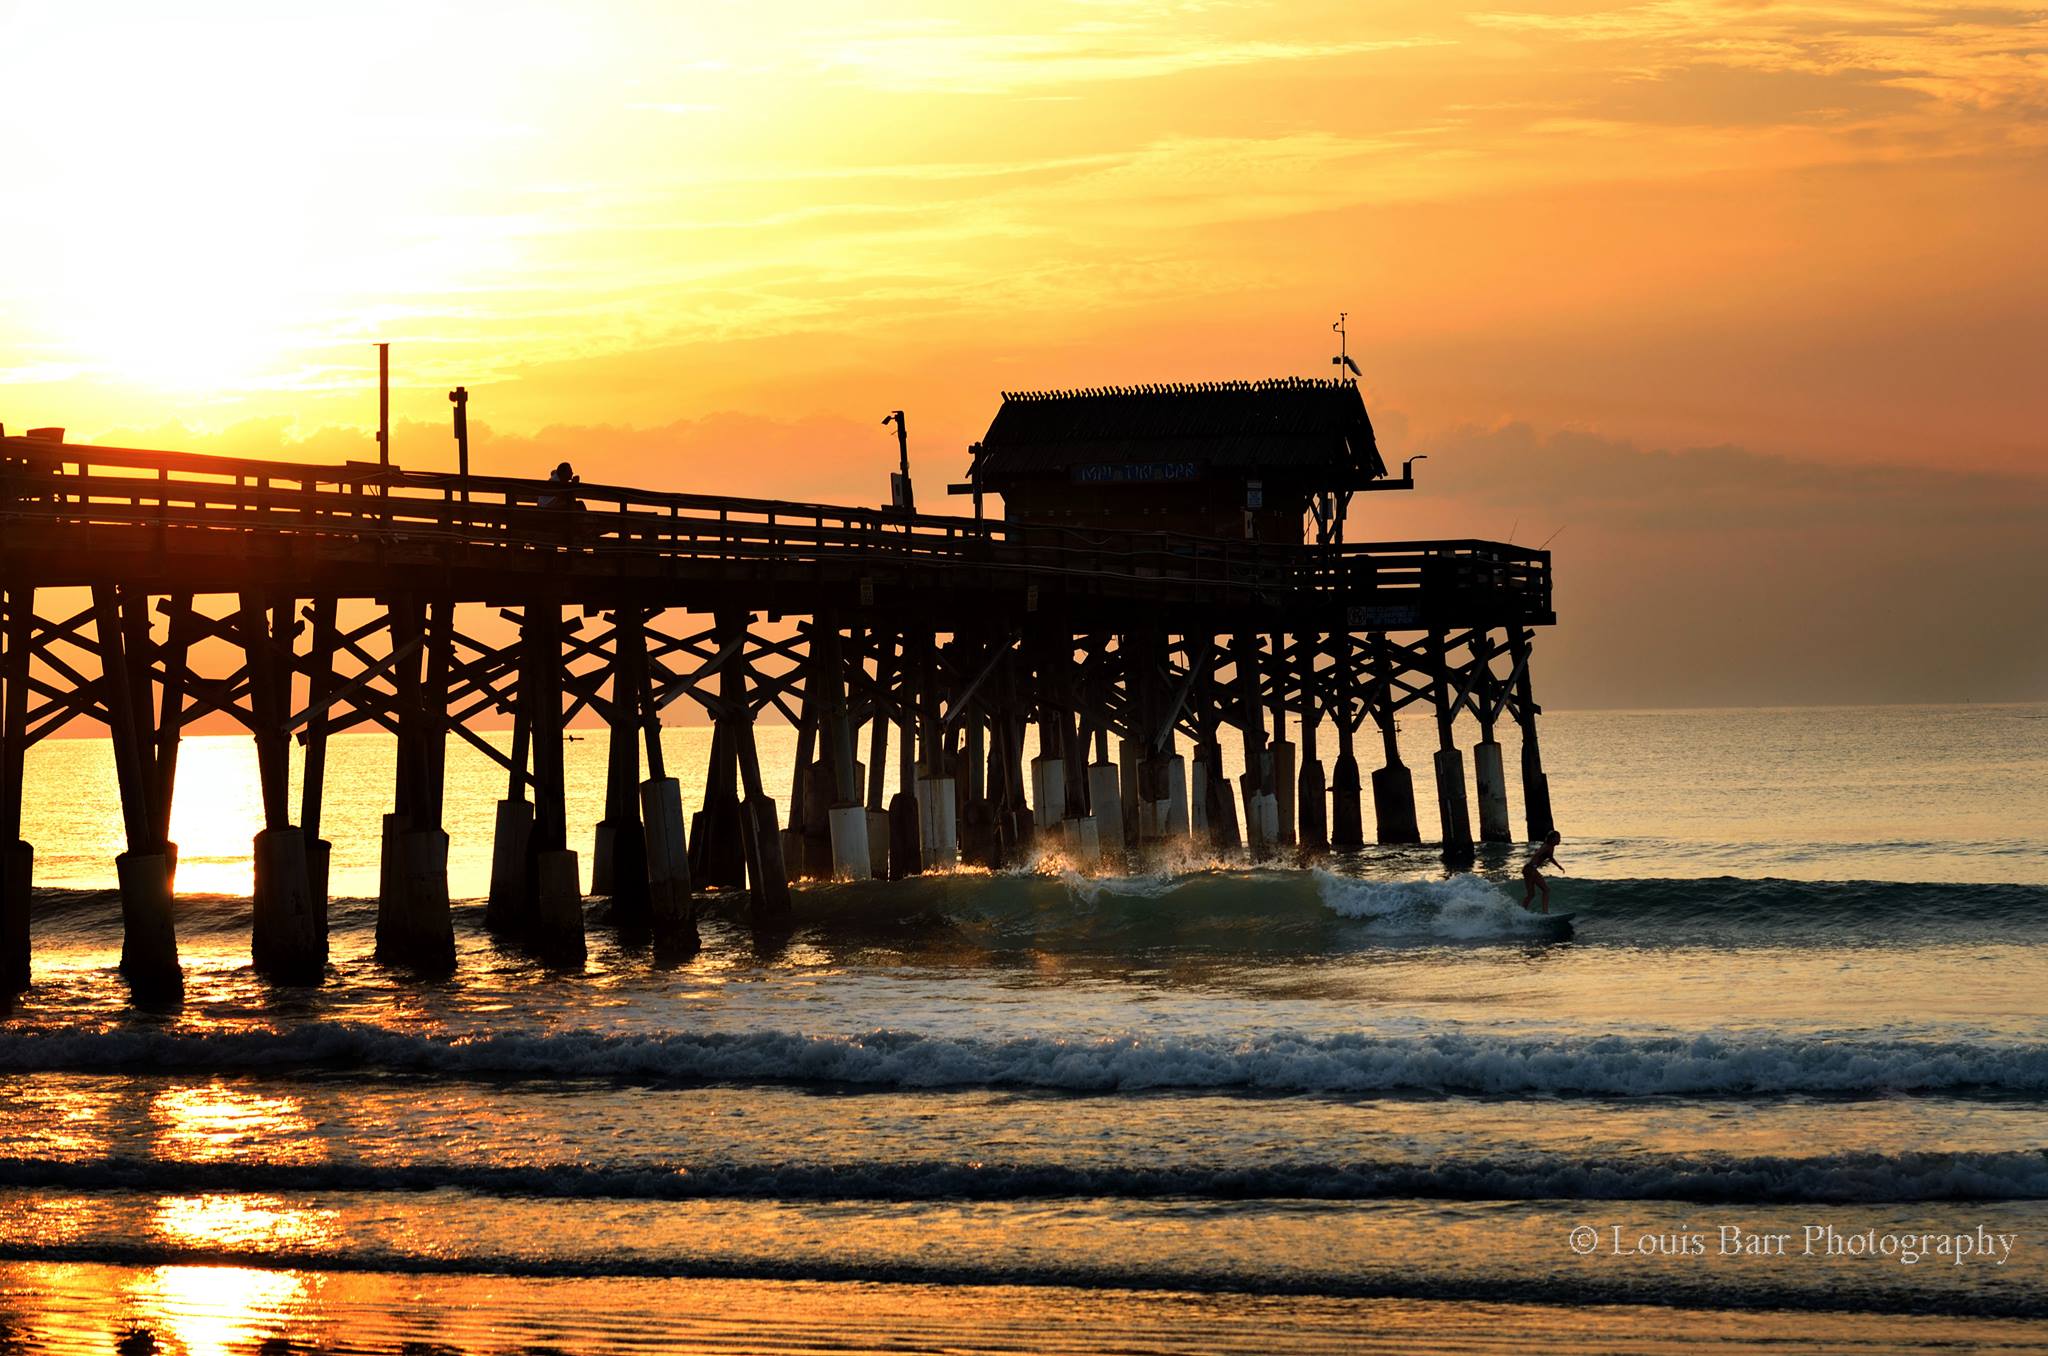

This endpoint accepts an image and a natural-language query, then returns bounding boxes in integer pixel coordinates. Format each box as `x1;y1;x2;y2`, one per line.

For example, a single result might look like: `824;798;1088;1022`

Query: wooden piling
524;601;585;966
595;608;652;921
1295;635;1329;852
720;612;790;922
1233;632;1274;858
377;597;457;973
93;585;180;1000
886;630;922;878
245;593;322;982
1268;632;1296;849
1509;626;1555;840
1329;634;1365;850
694;718;749;891
1470;629;1513;844
299;597;337;932
486;692;535;934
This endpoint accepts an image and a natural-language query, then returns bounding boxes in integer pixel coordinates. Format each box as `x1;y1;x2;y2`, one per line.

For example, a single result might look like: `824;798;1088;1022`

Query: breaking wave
26;873;2048;954
3;1024;2044;1097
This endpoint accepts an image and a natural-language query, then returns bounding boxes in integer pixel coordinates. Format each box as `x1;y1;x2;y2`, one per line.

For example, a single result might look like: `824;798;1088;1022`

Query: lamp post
376;342;390;468
449;386;469;501
882;410;913;514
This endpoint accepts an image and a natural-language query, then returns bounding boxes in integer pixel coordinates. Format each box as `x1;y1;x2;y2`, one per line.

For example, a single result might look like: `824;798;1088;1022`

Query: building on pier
960;378;1392;543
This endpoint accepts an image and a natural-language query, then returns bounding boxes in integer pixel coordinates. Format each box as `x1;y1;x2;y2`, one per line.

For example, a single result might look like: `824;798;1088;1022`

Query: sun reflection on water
123;1264;311;1356
150;1082;326;1166
153;1194;334;1251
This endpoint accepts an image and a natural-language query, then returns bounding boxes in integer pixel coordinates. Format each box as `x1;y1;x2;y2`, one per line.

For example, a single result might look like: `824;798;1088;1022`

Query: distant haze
3;2;2042;709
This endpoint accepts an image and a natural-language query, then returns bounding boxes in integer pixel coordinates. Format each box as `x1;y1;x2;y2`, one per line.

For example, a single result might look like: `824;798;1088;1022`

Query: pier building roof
969;378;1384;486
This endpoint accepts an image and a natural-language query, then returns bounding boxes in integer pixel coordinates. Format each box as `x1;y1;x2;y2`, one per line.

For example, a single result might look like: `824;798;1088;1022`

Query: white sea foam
1313;869;1559;938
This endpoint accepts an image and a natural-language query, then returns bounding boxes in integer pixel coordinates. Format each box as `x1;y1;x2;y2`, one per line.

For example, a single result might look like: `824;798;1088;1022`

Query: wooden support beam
719;611;791;920
241;593;292;831
91;584;181;999
301;597;337;846
1428;628;1475;867
1509;626;1554;841
866;638;893;813
153;596;194;849
594;607;650;912
92;586;156;852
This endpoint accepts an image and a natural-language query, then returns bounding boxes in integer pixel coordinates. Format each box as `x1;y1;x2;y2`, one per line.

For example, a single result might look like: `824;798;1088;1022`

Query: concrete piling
306;838;332;939
1330;753;1364;849
251;826;322;983
529;848;586;967
1088;762;1124;853
1030;756;1064;832
1297;757;1327;852
1473;740;1512;843
1063;815;1101;866
2;841;29;992
116;850;181;1001
742;795;791;919
1165;755;1191;838
1432;748;1475;867
388;827;456;973
1271;740;1296;849
1371;762;1420;844
828;803;873;880
376;813;409;950
485;799;535;933
866;808;893;878
887;792;921;878
1428;631;1476;867
917;776;959;869
640;776;696;953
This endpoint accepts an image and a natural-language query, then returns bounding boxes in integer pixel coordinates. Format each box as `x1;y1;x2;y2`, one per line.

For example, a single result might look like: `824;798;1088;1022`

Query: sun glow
2;3;576;401
163;736;269;897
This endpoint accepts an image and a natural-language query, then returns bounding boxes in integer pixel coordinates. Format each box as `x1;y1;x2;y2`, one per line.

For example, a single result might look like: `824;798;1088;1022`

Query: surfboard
1526;912;1574;939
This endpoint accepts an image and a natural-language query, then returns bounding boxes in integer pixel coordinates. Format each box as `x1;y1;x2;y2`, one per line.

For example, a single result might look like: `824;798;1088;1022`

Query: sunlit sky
2;1;2043;706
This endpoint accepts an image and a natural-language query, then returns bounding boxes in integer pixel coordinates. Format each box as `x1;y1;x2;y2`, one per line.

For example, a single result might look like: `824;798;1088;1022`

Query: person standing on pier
540;461;582;510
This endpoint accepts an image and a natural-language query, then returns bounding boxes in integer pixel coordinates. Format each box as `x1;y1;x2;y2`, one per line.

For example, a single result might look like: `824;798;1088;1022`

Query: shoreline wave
3;1025;2043;1098
5;1148;2045;1205
0;1236;2038;1321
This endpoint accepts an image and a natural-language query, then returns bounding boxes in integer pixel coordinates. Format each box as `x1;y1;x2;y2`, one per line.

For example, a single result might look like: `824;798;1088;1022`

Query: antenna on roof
1332;313;1361;379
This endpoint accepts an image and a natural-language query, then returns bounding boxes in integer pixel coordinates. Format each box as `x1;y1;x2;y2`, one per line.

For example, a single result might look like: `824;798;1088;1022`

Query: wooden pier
0;380;1555;997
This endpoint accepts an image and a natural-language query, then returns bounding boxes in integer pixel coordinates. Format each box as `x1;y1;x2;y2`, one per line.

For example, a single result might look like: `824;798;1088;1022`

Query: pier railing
0;436;1550;621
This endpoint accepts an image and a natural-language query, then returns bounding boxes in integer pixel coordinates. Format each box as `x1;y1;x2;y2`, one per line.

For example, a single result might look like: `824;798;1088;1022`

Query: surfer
1521;831;1564;913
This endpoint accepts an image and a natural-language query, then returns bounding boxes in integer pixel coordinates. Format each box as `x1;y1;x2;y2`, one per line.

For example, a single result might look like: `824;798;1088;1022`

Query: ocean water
1;702;2045;1353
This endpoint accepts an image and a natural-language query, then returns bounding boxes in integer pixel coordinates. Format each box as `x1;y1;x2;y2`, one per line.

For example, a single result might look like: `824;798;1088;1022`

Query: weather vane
1332;313;1361;378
